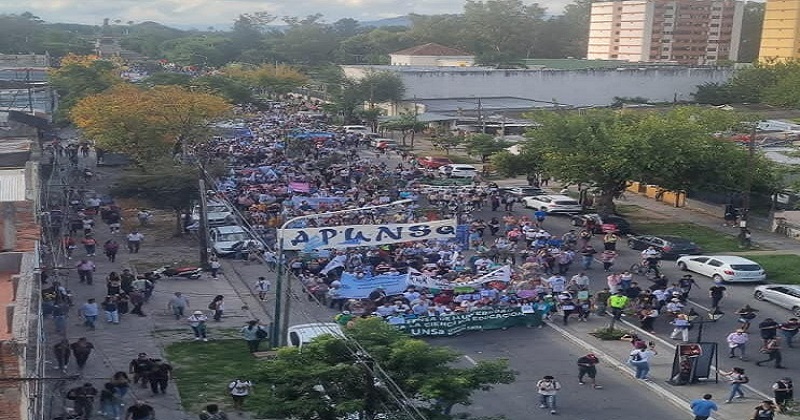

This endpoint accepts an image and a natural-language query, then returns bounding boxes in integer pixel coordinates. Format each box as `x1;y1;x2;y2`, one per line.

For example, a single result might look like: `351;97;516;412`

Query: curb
545;320;696;418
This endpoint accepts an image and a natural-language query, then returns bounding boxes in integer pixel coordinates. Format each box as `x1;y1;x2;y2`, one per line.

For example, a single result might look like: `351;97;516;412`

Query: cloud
1;0;571;27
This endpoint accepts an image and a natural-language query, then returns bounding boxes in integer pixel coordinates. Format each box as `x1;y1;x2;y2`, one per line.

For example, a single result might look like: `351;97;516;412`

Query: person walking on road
126;230;144;253
102;295;120;324
779;318;800;348
79;298;99;330
709;281;727;309
577;354;602;389
240;320;269;353
756;337;785;369
719;367;748;403
751;400;777;420
70;337;94;371
129;353;154;388
209;256;221;278
147;358;173;396
254;277;271;301
690;394;718;420
125;400;155;420
209;295;224;321
75;259;96;285
773;377;793;414
228;378;253;413
628;341;657;381
53;338;71;372
736;304;759;332
167;292;190;319
103;239;119;262
536;375;561;415
188;310;209;341
759;318;780;345
67;382;98;420
726;329;749;360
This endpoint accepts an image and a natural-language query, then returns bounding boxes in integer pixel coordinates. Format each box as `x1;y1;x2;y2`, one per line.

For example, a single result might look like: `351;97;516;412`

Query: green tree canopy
463;134;510;162
257;318;515;420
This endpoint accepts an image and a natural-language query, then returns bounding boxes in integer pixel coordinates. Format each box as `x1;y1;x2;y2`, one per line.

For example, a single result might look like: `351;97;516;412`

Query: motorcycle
143;265;203;280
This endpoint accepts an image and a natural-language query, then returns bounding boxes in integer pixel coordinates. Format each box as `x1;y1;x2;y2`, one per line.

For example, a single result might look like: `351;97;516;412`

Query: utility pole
271;235;288;348
740;122;758;247
477;98;485;134
198;178;210;266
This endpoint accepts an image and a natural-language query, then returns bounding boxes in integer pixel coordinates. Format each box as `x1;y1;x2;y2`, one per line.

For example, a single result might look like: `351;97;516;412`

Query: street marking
464;355;478;365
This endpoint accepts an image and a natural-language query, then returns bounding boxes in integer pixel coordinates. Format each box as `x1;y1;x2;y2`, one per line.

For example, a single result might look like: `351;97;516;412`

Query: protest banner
394;307;542;337
337;272;409;298
280;219;457;251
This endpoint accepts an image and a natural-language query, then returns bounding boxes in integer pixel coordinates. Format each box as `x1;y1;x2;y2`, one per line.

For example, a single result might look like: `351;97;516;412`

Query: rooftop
391;43;472;57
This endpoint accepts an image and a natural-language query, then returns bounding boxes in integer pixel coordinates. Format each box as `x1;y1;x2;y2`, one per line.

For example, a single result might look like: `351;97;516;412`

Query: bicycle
629;260;661;280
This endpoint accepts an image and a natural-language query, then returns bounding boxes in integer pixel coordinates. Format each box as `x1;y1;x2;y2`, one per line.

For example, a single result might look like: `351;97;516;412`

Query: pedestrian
209;295;224;321
751;400;777;420
779;318;800;348
773;377;793;414
111;371;131;398
75;259;96;285
759;317;780;345
607;290;628;321
107;272;122;295
689;394;718;420
600;250;617;272
52;302;67;334
167;292;190;319
53;338;71;372
70;337;94;370
129;289;146;317
81;234;97;256
147;358;173;395
536;375;561;415
129;353;154;388
638;305;659;333
726;328;749;359
602;232;618;251
199;403;229;420
576;353;602;389
121;269;135;293
254;277;271;301
736;304;759;331
669;314;691;342
125;400;155;420
628;341;657;381
719;367;748;403
241;320;269;353
127;230;144;253
709;280;727;309
79;298;99;330
99;382;122;420
103;239;119;262
209;256;221;278
102;295;120;324
188;310;209;341
67;383;98;420
756;337;785;369
228;378;253;412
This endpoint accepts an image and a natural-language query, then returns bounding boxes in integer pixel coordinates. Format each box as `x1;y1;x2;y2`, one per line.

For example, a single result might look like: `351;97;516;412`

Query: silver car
754;284;800;317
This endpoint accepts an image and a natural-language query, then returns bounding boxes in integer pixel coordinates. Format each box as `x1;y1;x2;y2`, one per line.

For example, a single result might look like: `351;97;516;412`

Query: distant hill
360;16;411;28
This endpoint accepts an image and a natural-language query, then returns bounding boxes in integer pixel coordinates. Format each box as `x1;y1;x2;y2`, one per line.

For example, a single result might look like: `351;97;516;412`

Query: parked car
438;164;478;178
370;138;399;149
754;284;800;317
627;235;701;259
570;213;632;235
676;255;766;283
502;186;546;197
342;125;372;135
209;225;263;257
418;156;454;169
522;195;582;214
190;201;234;228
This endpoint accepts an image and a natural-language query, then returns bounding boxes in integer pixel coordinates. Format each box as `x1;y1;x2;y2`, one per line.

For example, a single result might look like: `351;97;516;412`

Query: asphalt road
438;327;687;420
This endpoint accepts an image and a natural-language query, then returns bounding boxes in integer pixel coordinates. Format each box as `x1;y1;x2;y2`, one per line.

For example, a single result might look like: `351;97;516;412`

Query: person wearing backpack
628;341;657;380
536;375;561;415
241;320;269;353
772;377;793;414
751;400;777;420
719;367;748;403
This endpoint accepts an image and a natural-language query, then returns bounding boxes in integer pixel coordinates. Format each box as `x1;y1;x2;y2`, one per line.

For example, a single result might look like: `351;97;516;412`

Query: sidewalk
546;316;782;420
45;149;271;420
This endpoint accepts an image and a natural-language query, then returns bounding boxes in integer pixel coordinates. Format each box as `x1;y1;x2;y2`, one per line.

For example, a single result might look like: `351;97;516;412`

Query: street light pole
740;122;758;247
270;199;412;348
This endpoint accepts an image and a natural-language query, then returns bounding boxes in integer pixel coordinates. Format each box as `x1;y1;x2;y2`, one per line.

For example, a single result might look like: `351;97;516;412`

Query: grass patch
743;254;800;284
633;222;742;253
166;339;270;414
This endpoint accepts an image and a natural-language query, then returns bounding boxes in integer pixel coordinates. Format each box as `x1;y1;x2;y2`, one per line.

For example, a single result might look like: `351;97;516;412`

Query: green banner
395;307;542;337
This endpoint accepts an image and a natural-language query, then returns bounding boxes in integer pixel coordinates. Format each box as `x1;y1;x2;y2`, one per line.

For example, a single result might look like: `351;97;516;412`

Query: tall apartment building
758;0;800;60
587;0;744;65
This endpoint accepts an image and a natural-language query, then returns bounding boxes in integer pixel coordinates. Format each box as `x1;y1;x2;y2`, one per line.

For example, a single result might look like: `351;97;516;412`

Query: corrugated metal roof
0;168;26;202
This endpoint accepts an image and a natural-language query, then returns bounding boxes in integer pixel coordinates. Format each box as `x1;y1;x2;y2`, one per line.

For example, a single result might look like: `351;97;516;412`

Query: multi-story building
587;0;744;65
759;0;800;61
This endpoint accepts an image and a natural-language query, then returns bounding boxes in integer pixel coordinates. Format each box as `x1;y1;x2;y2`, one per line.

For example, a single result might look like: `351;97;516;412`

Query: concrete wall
344;66;735;106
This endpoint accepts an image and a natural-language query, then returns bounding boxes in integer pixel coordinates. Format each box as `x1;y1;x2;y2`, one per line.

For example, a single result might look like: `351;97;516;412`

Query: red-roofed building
389;43;475;67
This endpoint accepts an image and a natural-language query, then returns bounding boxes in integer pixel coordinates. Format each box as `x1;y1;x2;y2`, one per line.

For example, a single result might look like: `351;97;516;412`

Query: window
663;47;670;51
661;55;670;59
664;22;673;26
708;259;724;267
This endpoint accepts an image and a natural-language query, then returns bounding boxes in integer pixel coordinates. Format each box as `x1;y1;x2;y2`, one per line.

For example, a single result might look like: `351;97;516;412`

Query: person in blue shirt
690;394;718;420
533;209;547;226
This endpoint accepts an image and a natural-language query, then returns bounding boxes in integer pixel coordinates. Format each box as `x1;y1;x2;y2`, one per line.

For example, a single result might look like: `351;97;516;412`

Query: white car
209;225;263;257
522;194;582;214
438;164;478;178
676;255;766;283
191;201;234;227
287;323;345;349
754;284;800;317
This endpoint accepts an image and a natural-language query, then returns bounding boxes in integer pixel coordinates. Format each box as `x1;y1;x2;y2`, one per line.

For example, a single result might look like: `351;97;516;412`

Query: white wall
390;54;475;67
343;67;735;106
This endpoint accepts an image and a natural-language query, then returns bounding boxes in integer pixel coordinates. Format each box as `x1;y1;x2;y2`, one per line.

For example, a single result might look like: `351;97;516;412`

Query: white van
287;323;344;349
343;125;372;135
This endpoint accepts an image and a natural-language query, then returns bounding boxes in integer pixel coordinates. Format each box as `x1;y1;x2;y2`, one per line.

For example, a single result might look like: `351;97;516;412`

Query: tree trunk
595;190;617;217
175;209;184;237
410;130;416;148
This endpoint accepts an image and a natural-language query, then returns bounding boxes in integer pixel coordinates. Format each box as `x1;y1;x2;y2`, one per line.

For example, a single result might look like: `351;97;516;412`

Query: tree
462;0;546;63
143;72;193;87
431;132;464;155
49;55;122;123
257;318;515;420
491;147;542;179
380;115;426;147
222;63;308;97
523;107;777;216
71;85;231;163
110;161;199;235
358;71;406;107
463;134;509;162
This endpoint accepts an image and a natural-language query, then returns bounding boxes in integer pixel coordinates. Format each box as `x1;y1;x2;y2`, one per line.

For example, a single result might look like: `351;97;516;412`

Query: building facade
587;0;744;64
759;0;800;60
389;43;475;67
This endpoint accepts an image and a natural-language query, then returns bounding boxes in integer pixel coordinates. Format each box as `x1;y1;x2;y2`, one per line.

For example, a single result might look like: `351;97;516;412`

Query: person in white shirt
228;379;252;412
547;275;567;294
629;342;658;380
570;273;590;290
254;277;271;301
187;311;208;341
536;375;561;414
726;329;749;359
126;231;144;253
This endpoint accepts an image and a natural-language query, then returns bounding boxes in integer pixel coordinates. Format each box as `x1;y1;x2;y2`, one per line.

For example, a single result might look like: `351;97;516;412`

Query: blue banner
338;272;409;298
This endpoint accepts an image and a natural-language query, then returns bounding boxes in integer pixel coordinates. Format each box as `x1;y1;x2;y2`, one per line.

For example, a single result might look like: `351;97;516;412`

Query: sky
1;0;573;29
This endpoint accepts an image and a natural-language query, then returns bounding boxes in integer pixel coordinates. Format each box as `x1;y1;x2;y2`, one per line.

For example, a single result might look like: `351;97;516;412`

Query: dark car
626;235;702;259
570;213;632;235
